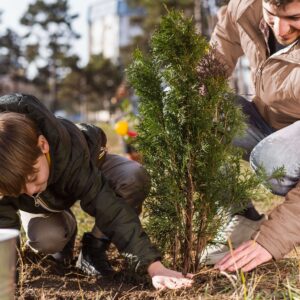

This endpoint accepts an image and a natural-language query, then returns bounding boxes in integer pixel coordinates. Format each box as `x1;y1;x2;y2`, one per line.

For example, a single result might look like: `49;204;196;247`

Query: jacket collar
234;0;266;58
270;40;300;64
235;0;261;21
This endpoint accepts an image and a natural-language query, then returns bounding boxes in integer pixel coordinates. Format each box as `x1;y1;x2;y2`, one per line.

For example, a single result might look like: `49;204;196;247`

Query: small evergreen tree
127;11;267;273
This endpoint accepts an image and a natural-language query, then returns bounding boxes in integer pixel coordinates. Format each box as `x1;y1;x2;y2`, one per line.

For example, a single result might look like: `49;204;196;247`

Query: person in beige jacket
201;0;300;272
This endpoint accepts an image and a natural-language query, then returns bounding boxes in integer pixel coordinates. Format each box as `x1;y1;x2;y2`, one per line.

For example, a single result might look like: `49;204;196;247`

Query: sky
0;0;96;65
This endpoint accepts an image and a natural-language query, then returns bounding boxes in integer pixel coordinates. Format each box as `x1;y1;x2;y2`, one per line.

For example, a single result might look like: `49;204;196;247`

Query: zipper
98;146;107;160
256;56;300;94
33;193;63;213
255;41;300;94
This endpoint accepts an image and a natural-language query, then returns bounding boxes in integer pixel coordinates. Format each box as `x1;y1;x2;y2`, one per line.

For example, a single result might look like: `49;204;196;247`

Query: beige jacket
211;0;300;259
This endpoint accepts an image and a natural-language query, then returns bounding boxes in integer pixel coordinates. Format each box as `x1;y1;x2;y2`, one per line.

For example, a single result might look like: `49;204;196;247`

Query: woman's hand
147;261;194;290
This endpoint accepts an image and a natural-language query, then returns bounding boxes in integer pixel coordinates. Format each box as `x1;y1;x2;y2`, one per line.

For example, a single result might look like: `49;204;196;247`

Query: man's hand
215;240;272;272
147;261;193;290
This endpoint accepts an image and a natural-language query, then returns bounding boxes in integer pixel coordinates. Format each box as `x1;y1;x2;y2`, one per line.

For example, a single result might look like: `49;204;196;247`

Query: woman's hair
0;112;42;197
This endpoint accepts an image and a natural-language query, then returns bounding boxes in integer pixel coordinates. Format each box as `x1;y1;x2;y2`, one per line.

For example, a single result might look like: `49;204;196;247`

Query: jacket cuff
251;229;283;260
123;251;162;274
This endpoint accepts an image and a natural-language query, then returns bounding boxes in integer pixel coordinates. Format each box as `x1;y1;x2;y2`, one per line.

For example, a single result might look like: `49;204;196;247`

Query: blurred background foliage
0;0;228;119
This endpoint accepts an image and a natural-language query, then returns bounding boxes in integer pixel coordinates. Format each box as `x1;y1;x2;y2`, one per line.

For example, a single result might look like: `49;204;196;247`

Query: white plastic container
0;229;19;300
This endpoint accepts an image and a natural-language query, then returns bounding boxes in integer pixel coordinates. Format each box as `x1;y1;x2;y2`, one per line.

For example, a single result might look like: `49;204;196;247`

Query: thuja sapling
127;11;281;273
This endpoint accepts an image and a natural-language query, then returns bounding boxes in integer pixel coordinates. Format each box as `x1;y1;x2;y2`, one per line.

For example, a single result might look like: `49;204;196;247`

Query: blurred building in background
87;0;144;64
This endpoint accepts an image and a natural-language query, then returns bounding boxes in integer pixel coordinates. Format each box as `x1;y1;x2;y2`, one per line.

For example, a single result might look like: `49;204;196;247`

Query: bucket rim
0;229;19;241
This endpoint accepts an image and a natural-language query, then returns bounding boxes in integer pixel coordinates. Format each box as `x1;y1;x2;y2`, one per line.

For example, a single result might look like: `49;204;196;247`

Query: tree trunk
183;159;195;273
49;63;58;112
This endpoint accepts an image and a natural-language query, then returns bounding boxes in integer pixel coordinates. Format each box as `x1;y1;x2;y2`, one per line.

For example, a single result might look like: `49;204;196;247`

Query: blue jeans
234;96;300;197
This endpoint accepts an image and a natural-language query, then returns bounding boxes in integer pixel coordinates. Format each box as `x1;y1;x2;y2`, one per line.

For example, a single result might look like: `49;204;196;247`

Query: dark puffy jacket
0;94;161;269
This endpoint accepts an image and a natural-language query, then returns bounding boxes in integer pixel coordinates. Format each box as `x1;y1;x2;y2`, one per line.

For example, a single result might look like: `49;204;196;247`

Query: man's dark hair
0;112;42;197
264;0;296;7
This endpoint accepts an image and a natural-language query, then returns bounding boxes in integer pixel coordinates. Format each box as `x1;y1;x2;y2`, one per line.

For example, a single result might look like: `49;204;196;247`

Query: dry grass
16;201;300;299
16;253;300;299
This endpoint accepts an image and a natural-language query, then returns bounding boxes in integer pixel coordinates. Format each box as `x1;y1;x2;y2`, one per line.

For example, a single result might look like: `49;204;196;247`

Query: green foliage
20;0;79;66
58;54;123;112
124;0;222;66
128;11;265;272
21;0;79;30
0;29;23;76
20;0;80;110
123;0;195;65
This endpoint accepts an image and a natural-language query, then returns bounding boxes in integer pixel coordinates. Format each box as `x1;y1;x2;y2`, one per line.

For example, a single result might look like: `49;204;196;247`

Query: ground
14;124;300;299
15;200;300;299
15;243;300;299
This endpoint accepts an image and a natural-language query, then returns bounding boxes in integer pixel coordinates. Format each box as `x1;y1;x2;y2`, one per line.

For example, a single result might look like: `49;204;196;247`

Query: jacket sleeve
66;157;161;271
210;3;244;76
252;183;300;259
0;196;21;230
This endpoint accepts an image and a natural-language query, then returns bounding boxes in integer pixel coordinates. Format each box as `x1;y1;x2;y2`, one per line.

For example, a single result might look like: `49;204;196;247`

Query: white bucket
0;229;19;300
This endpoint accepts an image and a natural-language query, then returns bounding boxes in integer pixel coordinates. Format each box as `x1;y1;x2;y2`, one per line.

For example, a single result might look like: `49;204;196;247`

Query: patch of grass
71;202;94;238
96;122;124;155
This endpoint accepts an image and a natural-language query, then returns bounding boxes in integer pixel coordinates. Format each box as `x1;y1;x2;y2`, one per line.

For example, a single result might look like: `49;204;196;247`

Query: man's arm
216;183;300;271
254;183;300;260
210;2;244;76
